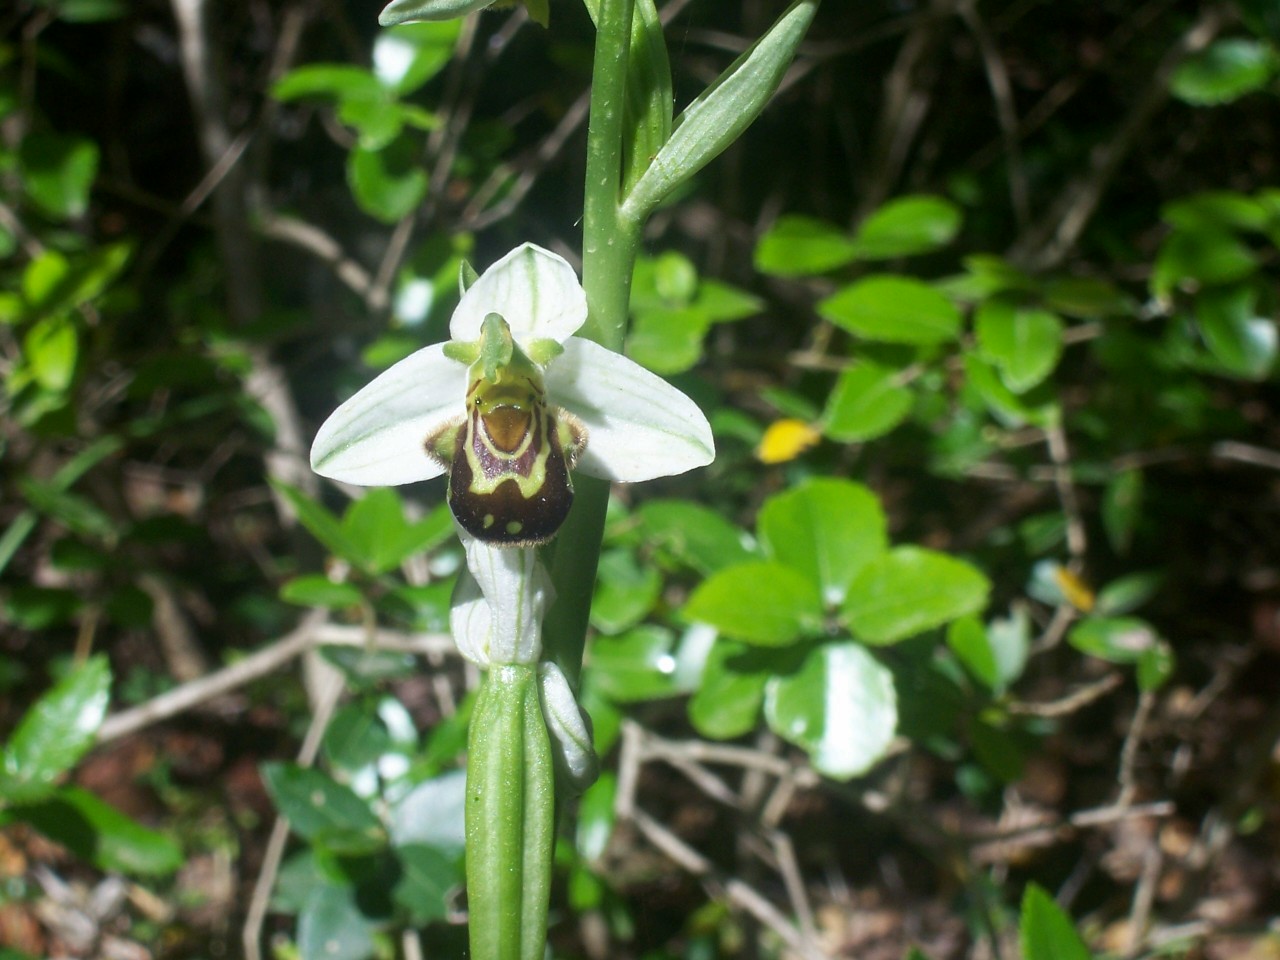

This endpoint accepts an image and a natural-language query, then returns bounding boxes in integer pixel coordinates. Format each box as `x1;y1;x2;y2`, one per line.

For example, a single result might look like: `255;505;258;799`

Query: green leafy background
1;1;1278;958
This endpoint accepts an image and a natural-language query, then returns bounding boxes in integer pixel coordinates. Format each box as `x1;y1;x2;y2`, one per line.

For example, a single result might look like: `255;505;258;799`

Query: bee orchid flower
311;242;714;538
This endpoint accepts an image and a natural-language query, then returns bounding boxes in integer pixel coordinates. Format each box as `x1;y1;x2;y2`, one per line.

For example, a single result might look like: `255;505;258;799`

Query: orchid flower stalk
311;0;816;955
311;243;711;960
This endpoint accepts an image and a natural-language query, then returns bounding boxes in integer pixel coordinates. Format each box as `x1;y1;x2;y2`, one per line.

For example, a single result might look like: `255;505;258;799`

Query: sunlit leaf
758;478;887;605
849;195;961;260
0;655;110;803
975;300;1063;392
819;275;961;345
1171;38;1277;105
18;133;99;219
1195;283;1276;380
823;363;913;441
11;786;182;876
684;561;823;646
764;642;897;779
843;547;990;645
1020;884;1092;960
688;639;768;739
755;215;857;277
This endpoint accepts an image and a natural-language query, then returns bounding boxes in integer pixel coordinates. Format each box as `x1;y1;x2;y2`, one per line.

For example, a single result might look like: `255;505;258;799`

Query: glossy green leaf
45;0;129;22
260;763;384;844
849;195;961;260
695;280;762;322
297;886;378;960
6;583;73;633
275;483;364;564
1068;616;1161;665
272;64;383;102
1162;191;1272;233
765;642;897;779
1094;571;1163;617
575;772;617;862
971;716;1026;783
652;251;697;301
754;215;858;277
322;647;417;688
1102;468;1143;555
950;254;1034;299
843;547;991;645
822;362;913;442
24;315;78;391
11;786;182;876
623;0;818;218
21;244;131;320
758;478;887;606
963;354;1057;427
337;96;409;151
819;275;962;345
392;843;459;925
588;626;678;703
1042;275;1135;319
590;549;662;635
986;607;1031;690
323;705;396;774
1195;283;1276;380
1151;228;1257;299
1171;38;1276;106
373;21;462;95
348;142;428;224
18;133;99;219
342;488;452;574
0;655;110;803
688;640;768;739
280;575;364;609
0;436;120;579
684;561;823;646
946;616;999;691
975;300;1064;392
390;771;467;855
17;478;114;542
627;308;708;374
387;580;453;632
1019;883;1092;960
636;500;757;574
1137;642;1176;692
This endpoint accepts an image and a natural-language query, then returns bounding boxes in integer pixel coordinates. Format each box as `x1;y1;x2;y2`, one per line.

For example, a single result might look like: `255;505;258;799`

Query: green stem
544;0;641;687
465;664;554;960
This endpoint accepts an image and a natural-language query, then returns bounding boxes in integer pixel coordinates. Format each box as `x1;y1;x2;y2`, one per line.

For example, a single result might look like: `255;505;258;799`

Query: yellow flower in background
756;418;821;464
1053;565;1096;613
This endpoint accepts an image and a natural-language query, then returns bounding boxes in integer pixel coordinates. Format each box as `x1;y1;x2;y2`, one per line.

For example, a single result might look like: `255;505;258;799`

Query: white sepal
548;338;716;481
538;662;598;792
310;343;465;486
449;244;587;347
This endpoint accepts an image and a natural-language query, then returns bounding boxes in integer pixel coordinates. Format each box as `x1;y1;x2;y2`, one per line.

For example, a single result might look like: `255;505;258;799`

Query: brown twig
95;615;455;745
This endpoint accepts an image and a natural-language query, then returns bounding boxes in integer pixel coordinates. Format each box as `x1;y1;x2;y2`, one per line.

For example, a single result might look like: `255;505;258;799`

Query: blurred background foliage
2;0;1280;957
